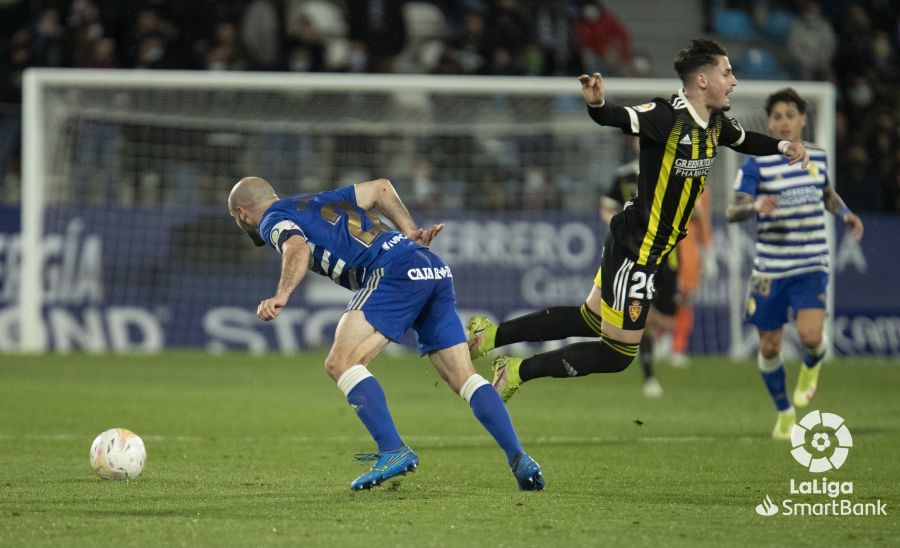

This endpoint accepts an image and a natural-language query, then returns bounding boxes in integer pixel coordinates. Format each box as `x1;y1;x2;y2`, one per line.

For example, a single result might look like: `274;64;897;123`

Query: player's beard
711;102;731;115
246;229;266;247
239;219;266;247
716;94;732;113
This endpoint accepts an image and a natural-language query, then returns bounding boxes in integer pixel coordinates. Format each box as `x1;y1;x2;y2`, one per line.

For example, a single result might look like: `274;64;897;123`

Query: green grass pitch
1;352;898;547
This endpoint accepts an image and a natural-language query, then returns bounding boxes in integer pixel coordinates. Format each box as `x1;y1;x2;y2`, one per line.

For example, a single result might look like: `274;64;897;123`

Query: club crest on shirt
628;300;643;322
632;102;656;112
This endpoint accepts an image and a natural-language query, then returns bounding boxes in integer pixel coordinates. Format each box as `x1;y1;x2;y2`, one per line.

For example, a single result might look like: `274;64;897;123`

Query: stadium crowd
0;0;897;211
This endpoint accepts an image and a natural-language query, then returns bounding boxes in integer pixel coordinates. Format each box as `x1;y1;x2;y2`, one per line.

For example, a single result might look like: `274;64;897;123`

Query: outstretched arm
579;72;606;107
354;178;444;246
580;72;634;132
824;187;864;241
579;73;672;142
258;235;310;321
726;128;810;169
726;192;778;223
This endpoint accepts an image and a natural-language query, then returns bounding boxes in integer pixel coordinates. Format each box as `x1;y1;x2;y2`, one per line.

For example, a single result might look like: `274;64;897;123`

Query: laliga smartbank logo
755;411;888;518
790;410;852;472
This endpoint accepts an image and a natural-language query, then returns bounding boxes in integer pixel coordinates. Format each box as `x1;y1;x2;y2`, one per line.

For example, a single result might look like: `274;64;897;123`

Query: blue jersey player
227;177;543;491
727;88;863;439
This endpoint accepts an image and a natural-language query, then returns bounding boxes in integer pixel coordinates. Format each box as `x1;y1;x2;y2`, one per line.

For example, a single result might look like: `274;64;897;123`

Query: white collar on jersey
677;88;708;129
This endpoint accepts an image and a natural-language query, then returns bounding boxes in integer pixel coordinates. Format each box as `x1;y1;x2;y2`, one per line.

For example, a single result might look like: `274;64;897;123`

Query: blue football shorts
745;271;828;331
346;248;466;355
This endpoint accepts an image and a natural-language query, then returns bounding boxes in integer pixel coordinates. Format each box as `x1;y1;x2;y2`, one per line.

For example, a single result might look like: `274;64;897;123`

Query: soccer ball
90;428;146;480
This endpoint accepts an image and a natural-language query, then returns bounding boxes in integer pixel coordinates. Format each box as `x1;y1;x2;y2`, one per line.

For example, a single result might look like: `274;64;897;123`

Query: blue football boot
511;453;545;491
350;446;419;490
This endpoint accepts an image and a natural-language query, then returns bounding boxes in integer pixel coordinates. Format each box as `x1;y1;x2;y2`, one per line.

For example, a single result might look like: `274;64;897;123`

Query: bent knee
798;330;823;350
324;358;352;380
758;336;781;359
606;352;635;373
586;336;638;374
759;344;780;360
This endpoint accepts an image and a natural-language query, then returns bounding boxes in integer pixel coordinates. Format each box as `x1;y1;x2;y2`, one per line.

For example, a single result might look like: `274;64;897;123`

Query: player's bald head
228;177;277;211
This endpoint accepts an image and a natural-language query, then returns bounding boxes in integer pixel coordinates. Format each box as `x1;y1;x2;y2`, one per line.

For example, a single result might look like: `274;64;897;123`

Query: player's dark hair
765;87;807;116
674;39;728;83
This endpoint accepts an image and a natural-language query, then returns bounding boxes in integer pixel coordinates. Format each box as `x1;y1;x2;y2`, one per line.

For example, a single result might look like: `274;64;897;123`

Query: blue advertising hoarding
0;205;897;356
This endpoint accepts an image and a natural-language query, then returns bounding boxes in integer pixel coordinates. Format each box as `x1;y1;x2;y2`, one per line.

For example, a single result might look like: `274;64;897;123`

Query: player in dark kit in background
467;39;809;402
228;177;543;491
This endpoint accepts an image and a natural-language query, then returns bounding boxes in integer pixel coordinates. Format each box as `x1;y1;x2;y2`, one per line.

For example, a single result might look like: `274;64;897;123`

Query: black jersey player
467;39;809;402
601;154;678;398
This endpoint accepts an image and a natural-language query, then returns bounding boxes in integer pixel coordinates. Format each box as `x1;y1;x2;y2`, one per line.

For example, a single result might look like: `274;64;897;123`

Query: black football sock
495;305;601;348
639;335;654;380
518;336;638;382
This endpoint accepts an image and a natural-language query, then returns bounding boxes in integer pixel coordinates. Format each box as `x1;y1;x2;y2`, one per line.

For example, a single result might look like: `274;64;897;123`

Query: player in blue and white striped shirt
727;88;864;440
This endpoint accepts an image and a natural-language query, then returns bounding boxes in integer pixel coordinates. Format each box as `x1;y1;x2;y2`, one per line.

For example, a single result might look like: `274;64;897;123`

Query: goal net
14;70;834;355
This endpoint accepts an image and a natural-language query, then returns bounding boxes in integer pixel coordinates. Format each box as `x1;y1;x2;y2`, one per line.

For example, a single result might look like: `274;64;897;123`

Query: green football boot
466;315;498;360
772;408;795;440
492;355;523;403
793;363;822;408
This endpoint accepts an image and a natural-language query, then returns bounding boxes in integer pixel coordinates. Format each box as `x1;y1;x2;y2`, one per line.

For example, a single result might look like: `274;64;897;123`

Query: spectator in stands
0;0;895;216
1;29;33;103
574;1;631;76
129;9;177;68
78;37;118;68
522;43;546;76
240;0;281;69
832;3;875;84
346;40;369;72
628;51;653;78
68;0;106;65
837;145;886;212
32;7;66;67
285;14;325;72
787;0;837;80
206;22;247;71
845;74;876;119
533;0;580;76
489;47;523;76
487;0;534;62
345;0;407;73
869;30;896;80
442;11;490;75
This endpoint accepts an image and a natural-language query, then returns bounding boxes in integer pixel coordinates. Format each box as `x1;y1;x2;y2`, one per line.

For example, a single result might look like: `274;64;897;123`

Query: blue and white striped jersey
258;185;420;290
734;145;829;279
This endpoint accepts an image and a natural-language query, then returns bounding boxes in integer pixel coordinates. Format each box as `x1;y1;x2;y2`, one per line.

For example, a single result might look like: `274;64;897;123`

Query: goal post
17;69;835;355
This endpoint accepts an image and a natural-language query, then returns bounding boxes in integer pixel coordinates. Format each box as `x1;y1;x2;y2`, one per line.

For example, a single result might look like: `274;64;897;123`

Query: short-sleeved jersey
604;160;639;205
257;185;421;290
609;88;747;267
734;145;829;279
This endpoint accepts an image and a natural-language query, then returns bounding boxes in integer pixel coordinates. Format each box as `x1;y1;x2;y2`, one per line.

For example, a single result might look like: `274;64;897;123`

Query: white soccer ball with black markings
90;428;146;480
